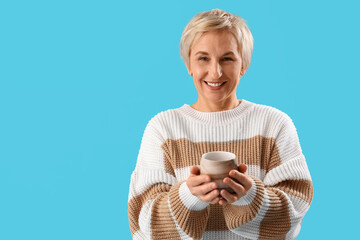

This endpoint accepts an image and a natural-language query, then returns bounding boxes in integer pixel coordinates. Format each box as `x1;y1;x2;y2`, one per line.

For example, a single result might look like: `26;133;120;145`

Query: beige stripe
169;182;210;239
162;135;281;175
223;178;265;229
272;179;313;204
259;188;291;239
162;143;176;177
206;205;228;231
151;192;181;239
128;182;172;236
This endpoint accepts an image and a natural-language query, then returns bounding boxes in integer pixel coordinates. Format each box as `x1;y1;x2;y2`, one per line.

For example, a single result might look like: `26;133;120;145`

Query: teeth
206;82;223;87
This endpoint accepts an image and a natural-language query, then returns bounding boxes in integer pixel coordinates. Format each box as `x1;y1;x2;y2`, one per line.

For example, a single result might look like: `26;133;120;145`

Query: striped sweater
128;99;313;240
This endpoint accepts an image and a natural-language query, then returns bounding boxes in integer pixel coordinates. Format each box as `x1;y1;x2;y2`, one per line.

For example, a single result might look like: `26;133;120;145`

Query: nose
209;61;222;79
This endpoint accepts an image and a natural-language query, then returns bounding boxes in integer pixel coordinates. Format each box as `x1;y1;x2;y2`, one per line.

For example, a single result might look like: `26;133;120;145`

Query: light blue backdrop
1;0;359;239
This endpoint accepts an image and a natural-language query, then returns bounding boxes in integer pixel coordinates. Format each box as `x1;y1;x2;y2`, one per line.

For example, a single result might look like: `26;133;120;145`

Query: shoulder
244;100;298;138
248;101;294;125
143;105;187;138
148;106;185;126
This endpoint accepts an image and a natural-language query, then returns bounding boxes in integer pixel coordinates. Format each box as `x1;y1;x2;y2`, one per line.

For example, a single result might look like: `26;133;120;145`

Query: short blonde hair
180;9;254;72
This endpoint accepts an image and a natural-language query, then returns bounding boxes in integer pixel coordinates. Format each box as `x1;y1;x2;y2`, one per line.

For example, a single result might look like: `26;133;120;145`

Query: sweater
128;99;313;240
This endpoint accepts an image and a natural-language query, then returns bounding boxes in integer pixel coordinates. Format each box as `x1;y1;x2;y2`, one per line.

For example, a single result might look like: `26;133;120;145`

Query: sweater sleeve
222;114;313;240
128;117;210;240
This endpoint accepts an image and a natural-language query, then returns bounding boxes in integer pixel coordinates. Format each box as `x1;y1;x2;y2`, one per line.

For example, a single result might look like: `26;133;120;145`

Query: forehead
191;30;239;54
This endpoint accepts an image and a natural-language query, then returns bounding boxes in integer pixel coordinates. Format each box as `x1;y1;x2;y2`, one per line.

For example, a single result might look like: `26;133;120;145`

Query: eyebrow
195;51;235;56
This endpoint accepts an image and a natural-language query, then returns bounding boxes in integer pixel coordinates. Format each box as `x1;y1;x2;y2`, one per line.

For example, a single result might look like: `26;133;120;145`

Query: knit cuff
231;177;257;206
179;181;209;211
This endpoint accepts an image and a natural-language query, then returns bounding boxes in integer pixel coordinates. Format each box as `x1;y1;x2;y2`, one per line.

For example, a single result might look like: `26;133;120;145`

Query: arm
221;115;313;240
128;118;212;240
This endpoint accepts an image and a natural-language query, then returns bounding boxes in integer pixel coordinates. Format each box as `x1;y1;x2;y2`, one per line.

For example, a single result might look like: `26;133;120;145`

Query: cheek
223;67;240;80
193;69;206;81
231;66;242;79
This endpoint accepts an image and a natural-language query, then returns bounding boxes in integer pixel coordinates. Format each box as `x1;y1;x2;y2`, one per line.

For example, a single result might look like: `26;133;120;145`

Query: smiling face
187;30;244;111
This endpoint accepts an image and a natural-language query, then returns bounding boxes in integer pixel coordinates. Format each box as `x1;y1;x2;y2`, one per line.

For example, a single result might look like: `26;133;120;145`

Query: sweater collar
179;99;253;125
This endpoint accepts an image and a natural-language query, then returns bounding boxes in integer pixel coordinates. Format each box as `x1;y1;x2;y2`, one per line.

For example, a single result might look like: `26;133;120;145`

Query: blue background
1;0;359;239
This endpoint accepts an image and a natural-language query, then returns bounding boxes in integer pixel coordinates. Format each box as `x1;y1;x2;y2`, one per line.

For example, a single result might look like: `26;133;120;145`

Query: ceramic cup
200;151;237;193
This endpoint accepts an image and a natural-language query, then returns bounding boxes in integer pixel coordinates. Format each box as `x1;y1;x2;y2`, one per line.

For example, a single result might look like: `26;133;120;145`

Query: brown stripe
151;192;181;239
162;135;281;175
128;182;172;236
272;179;313;204
259;188;291;240
206;205;228;231
169;182;210;239
223;177;265;229
162;142;176;177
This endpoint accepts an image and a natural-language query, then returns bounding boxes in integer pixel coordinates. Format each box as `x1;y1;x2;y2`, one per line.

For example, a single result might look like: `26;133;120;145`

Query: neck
191;97;241;112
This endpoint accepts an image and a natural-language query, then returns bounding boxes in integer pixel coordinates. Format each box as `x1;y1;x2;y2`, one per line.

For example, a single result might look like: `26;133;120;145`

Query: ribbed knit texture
128;99;313;240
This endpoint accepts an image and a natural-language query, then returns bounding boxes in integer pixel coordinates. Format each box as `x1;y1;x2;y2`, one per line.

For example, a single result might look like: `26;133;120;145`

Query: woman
128;9;313;240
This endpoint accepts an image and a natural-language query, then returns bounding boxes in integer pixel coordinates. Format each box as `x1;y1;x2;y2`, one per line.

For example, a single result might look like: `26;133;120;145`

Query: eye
222;57;234;62
198;56;209;61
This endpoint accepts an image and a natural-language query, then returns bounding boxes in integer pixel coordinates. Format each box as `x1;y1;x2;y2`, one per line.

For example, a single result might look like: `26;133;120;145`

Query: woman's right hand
186;166;220;204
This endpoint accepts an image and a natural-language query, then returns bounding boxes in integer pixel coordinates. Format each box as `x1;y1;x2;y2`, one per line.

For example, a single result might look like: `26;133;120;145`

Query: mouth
204;81;226;89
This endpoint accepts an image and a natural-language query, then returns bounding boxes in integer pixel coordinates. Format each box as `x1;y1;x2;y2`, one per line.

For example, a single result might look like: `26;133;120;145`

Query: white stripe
128;169;177;199
138;199;154;237
247;165;266;181
288;194;311;216
152;101;288;142
263;155;311;186
133;230;148;240
174;166;192;182
231;190;270;239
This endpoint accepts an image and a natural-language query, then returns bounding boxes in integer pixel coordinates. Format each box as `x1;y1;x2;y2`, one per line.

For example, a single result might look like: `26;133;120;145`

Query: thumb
238;164;247;174
190;165;200;176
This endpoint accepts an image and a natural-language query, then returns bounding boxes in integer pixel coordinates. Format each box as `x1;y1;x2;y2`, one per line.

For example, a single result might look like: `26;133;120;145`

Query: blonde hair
180;9;254;72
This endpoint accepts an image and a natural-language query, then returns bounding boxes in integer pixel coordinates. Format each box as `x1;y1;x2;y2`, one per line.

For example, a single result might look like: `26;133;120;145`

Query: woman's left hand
219;164;253;205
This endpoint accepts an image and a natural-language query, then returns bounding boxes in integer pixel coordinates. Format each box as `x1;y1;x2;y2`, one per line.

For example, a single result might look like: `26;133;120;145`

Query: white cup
200;151;237;193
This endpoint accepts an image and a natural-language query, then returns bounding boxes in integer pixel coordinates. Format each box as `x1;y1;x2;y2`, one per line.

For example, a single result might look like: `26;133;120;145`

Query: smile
205;81;226;87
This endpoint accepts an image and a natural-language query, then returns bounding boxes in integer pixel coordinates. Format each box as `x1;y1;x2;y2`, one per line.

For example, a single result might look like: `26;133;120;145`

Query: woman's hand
186;166;220;204
219;164;253;205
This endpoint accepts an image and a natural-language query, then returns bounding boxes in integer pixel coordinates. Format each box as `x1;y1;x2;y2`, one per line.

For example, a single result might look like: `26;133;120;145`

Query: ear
240;69;246;76
186;63;193;76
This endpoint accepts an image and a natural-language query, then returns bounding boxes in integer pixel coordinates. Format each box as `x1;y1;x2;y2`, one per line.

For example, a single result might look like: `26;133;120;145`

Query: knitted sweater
128;99;313;240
